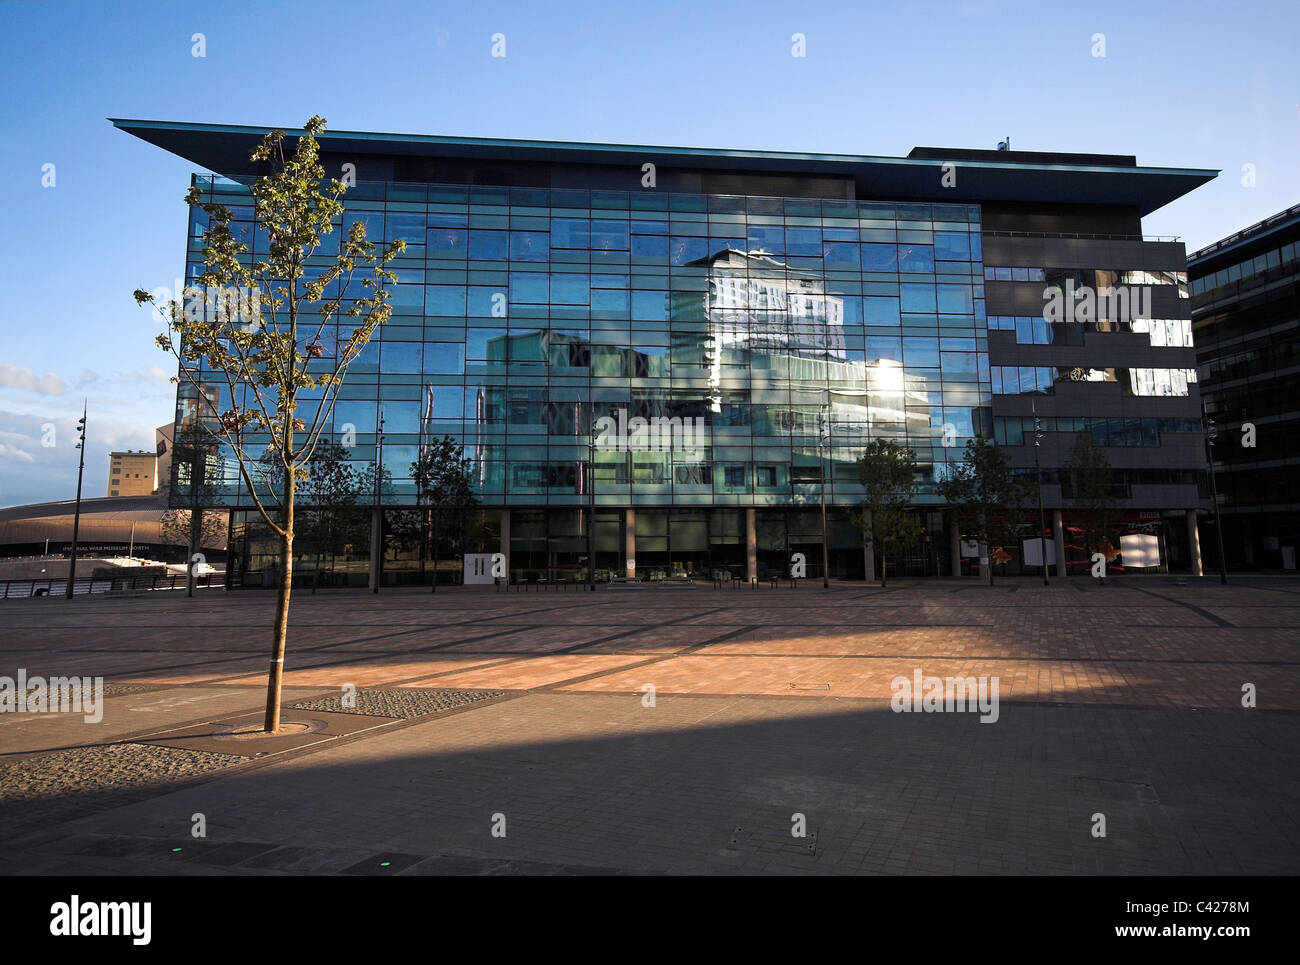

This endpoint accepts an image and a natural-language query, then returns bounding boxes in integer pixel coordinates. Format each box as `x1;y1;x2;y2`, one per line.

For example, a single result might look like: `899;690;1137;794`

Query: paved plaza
1;577;1298;874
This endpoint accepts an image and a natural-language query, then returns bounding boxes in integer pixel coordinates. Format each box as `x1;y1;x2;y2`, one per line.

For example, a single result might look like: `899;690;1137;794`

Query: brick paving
1;576;1298;874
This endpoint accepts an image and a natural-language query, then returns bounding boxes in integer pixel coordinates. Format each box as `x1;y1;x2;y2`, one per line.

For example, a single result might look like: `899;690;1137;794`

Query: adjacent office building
113;120;1217;584
1189;203;1300;571
108;450;157;497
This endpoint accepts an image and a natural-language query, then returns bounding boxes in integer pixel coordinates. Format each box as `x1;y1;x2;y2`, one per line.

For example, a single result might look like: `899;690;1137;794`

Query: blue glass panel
903;337;939;367
387;213;426;243
467;286;506;316
424;285;467;316
551;274;590;304
786;227;823;255
823;242;860;270
469;230;508;260
864;297;901;325
334;400;377;432
632;234;669;258
900;284;937;313
631;290;669;320
428;227;467;258
866;336;903;361
551;218;589;248
899;244;935;273
423;343;464;374
934;231;971;260
861;243;898;271
380;342;422;373
937;284;974;314
747;225;784;254
591;289;629;312
670;236;709;266
590;220;630;251
383;400;421;433
509;274;549;304
510;231;549;262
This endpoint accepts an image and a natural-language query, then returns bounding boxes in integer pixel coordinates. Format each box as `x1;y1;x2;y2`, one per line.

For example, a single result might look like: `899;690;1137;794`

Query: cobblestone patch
0;742;243;805
290;688;508;719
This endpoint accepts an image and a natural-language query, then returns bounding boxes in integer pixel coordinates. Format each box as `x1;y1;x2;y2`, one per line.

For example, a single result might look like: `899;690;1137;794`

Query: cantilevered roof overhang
111;118;1217;217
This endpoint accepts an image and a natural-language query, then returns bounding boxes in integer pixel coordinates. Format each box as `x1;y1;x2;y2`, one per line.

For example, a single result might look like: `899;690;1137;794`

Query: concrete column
625;508;636;579
746;508;757;582
862;509;876;583
1052;510;1068;578
499;509;510;580
948;511;962;577
1187;511;1204;576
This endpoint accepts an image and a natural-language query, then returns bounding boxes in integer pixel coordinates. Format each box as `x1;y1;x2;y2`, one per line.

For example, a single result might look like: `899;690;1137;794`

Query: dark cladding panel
982;202;1143;236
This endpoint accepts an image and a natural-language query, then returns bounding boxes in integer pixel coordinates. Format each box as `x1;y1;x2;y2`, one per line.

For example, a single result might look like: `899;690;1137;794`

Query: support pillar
625;508;636;579
368;506;382;592
948;511;962;577
499;509;510;581
1187;511;1204;576
746;508;757;583
862;508;875;583
1052;510;1068;579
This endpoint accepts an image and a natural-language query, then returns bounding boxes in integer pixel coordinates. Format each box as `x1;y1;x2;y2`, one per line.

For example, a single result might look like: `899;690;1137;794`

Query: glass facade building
1190;202;1300;572
116;120;1218;583
184;176;989;510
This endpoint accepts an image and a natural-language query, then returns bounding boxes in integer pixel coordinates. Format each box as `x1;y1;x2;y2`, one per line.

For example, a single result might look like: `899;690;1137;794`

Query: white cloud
0;363;65;396
0;411;159;508
70;366;175;390
0;442;36;464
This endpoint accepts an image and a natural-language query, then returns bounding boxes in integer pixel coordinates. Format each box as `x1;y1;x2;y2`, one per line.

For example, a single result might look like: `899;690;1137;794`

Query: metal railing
1189;203;1300;261
983;230;1181;243
0;573;223;599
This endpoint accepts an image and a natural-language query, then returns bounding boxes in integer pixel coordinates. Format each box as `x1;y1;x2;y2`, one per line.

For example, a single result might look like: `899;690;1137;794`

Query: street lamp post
371;409;385;594
1203;405;1228;584
65;402;87;599
587;437;596;591
1032;400;1049;586
818;404;830;589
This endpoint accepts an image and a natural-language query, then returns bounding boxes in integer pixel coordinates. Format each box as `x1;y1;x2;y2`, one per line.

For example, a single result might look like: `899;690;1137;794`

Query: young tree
937;436;1034;586
158;421;226;596
411;436;478;592
851;439;921;587
136;116;404;732
1065;430;1122;581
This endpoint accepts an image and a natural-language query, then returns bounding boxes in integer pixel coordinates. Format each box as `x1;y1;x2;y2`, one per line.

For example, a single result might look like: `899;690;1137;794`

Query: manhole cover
213;719;325;741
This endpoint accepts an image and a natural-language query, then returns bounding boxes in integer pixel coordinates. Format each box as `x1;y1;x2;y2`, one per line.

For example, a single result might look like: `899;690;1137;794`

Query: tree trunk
881;551;887;588
264;479;293;733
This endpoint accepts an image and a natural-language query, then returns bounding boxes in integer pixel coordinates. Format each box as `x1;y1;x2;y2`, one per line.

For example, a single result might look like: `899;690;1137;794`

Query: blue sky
0;0;1295;506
